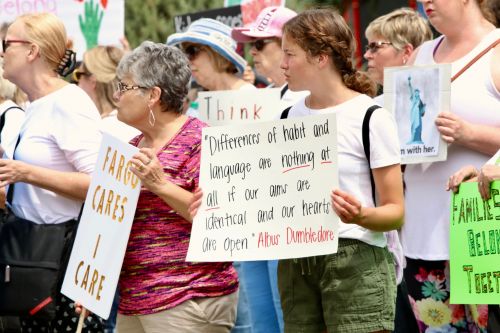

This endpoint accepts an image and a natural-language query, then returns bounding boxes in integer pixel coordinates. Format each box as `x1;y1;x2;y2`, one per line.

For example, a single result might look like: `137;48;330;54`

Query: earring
148;105;156;127
403;58;407;65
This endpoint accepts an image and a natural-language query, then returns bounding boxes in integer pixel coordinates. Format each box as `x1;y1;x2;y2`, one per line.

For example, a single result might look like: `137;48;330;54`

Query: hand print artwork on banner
78;0;105;49
0;0;123;61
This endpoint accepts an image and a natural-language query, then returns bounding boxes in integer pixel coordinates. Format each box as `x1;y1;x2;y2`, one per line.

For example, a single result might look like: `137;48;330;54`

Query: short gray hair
117;41;191;114
365;8;432;51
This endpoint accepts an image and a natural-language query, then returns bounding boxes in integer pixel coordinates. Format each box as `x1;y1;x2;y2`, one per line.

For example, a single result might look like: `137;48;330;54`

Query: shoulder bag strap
362;105;381;206
0;106;24;145
280;106;292;119
451;38;500;82
280;84;289;98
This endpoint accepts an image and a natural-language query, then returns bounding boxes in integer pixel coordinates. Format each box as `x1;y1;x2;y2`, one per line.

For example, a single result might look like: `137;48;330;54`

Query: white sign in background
197;88;284;126
384;64;451;164
0;0;124;60
187;114;340;262
61;133;140;319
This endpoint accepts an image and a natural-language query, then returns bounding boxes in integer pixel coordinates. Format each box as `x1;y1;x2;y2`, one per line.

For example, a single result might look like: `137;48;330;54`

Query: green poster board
449;181;500;304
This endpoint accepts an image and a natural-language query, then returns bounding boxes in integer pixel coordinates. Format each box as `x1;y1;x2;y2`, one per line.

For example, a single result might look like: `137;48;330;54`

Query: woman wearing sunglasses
232;6;308;106
167;18;253;93
364;8;433;98
74;45;139;143
0;13;104;332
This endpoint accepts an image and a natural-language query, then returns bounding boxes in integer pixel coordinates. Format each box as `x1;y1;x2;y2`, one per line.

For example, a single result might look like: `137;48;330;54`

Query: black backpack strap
280;84;289;98
280;106;292;119
362;105;381;206
0;106;24;145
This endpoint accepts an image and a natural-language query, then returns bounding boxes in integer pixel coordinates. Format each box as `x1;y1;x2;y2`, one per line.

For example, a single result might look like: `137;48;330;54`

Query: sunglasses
365;41;393;53
183;45;203;61
116;81;147;96
250;39;276;51
2;39;31;53
72;69;90;82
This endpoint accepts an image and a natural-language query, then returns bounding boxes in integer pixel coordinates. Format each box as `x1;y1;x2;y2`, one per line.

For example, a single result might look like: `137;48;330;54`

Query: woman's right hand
477;164;500;200
446;165;478;193
188;188;203;220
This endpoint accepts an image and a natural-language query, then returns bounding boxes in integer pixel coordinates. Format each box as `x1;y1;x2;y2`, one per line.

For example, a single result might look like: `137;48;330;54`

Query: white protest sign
61;133;140;319
197;88;283;126
0;0;124;60
187;113;340;261
384;64;450;164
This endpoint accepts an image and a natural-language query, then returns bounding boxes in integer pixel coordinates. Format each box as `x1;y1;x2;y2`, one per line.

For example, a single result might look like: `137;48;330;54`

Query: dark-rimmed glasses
2;39;31;53
183;45;203;61
72;68;90;83
365;41;393;53
251;39;276;51
116;81;147;96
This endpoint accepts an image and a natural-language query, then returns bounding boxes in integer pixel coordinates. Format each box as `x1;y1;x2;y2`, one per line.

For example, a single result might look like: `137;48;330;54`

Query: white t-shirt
11;84;102;224
101;110;140;144
0;100;25;159
287;94;401;247
401;30;500;260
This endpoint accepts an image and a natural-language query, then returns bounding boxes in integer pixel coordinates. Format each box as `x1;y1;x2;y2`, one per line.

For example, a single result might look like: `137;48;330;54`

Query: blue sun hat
167;18;247;74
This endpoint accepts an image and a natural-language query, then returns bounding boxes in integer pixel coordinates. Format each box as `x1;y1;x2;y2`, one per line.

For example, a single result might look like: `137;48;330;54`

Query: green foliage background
124;0;342;47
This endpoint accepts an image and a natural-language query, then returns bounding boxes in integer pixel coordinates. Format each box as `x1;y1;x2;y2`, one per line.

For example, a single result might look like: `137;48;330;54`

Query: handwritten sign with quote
187;113;340;261
61;133;140;319
449;181;500;304
197;88;283;126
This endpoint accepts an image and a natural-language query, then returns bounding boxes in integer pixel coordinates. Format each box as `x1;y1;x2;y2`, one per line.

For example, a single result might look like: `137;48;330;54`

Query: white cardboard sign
197;88;284;126
187;113;340;261
384;64;451;164
61;133;140;319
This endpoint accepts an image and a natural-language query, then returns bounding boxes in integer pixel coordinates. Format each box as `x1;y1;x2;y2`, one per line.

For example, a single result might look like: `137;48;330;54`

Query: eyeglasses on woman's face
183;45;203;61
1;39;31;53
72;68;90;83
250;39;276;52
365;41;393;53
116;81;147;96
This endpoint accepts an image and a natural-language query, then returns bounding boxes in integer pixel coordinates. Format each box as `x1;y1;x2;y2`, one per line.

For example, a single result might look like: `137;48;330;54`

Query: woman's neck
307;77;358;109
21;71;67;102
436;15;495;62
210;72;248;91
139;111;187;151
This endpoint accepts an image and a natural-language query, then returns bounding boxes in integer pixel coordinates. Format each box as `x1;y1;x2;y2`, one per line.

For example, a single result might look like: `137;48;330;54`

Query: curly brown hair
283;8;376;97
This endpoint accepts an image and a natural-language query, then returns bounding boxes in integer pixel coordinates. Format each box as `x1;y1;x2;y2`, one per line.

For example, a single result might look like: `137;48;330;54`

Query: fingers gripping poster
187;114;340;262
384;64;451;164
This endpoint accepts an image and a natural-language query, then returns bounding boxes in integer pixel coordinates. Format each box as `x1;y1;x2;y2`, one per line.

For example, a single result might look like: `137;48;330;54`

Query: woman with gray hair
113;41;238;333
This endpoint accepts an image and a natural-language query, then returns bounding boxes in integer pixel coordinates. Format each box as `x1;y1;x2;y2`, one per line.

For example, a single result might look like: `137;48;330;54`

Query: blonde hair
17;13;67;72
83;46;124;115
365;8;433;51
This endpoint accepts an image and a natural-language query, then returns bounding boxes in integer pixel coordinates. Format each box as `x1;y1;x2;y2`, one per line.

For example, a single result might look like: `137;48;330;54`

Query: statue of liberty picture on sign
384;64;450;164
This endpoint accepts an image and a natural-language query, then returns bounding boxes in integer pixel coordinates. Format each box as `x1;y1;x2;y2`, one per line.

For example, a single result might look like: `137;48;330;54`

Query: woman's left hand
331;189;364;226
435;111;471;144
130;148;166;192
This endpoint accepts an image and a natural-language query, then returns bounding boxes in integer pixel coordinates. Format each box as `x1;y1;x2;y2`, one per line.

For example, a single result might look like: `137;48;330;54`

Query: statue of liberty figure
407;76;426;144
